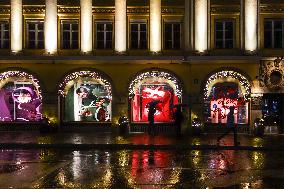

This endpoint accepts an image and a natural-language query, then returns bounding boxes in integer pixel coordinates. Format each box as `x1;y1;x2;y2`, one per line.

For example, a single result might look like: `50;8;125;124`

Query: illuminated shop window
58;71;112;122
208;82;248;124
0;21;9;49
164;23;181;50
0;71;42;122
130;22;147;49
129;70;182;122
264;20;284;48
203;71;251;125
215;20;234;49
95;22;113;49
61;20;79;49
26;21;44;49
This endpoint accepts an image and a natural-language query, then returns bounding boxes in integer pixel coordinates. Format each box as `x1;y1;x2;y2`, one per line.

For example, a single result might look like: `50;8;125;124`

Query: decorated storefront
203;70;251;125
0;70;43;122
58;70;112;122
129;69;182;123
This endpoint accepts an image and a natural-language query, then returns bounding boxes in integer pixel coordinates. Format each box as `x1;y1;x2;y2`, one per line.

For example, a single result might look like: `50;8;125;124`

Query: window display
59;71;112;122
0;71;42;122
132;83;179;122
207;82;248;124
203;70;251;125
129;70;182;123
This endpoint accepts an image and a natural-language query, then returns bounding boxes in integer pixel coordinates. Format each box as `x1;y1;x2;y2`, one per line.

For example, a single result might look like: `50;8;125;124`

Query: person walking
173;104;183;137
217;106;239;146
148;102;156;135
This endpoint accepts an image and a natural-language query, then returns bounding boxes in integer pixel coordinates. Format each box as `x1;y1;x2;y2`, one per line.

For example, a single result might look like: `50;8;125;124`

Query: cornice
58;6;80;14
23;6;45;14
211;5;240;14
260;4;284;13
0;6;10;14
93;7;115;14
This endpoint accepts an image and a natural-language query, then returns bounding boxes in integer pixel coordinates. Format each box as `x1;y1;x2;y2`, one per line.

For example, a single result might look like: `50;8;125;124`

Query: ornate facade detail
23;6;45;14
93;7;115;14
58;7;80;14
127;7;149;14
0;6;10;14
260;4;284;13
211;5;240;14
162;7;184;14
260;58;284;90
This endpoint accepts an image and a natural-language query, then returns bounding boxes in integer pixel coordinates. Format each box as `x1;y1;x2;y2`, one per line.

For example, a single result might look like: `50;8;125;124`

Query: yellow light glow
150;0;161;52
80;0;92;53
45;0;57;54
11;0;22;53
115;0;127;53
195;0;208;52
245;0;258;51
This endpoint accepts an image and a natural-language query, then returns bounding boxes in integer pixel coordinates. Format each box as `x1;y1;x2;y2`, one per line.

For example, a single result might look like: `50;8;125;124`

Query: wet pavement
0;132;284;188
0;131;280;147
1;148;284;188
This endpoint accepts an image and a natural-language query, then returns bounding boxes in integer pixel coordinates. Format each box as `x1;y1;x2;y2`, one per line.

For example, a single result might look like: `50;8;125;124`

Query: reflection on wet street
0;149;284;188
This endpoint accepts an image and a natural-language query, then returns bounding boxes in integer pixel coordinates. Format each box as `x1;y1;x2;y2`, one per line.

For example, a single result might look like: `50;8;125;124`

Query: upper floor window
61;20;79;49
215;20;234;49
130;22;147;49
164;23;181;50
264;20;284;48
0;21;9;49
96;22;113;49
26;21;44;49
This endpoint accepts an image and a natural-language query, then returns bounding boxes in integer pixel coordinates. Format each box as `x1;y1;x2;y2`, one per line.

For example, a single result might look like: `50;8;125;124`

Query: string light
58;71;112;98
128;70;182;99
0;71;42;99
204;70;251;101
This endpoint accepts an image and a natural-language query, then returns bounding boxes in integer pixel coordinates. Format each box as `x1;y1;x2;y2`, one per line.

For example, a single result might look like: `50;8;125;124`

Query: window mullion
171;24;174;49
69;23;72;48
138;24;140;49
223;22;226;48
35;24;38;48
0;24;3;48
104;24;107;49
281;21;284;48
272;21;275;48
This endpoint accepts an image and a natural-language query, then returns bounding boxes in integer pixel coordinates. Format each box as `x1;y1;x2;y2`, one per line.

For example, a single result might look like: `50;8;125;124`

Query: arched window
59;71;112;122
203;70;251;124
0;70;42;122
129;70;182;122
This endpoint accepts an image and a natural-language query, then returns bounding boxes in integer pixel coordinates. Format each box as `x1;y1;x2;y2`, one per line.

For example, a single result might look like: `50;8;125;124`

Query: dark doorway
262;93;284;133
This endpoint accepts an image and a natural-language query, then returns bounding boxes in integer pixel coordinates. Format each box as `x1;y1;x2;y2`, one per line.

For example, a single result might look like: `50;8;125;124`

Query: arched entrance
58;70;112;122
129;69;183;123
203;70;251;126
0;70;43;122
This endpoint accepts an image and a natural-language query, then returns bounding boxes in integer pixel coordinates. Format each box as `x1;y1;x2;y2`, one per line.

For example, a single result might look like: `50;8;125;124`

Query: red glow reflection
132;85;179;122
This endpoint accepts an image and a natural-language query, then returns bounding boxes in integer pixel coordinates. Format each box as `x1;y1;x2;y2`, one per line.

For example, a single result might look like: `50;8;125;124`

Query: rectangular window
0;21;9;49
96;22;113;49
130;22;147;49
164;23;181;50
61;20;79;49
215;20;234;49
264;20;284;48
26;21;44;49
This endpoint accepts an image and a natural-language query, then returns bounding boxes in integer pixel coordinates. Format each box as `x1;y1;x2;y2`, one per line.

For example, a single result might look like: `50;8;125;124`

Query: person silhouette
173;104;183;137
217;106;239;146
148;102;156;135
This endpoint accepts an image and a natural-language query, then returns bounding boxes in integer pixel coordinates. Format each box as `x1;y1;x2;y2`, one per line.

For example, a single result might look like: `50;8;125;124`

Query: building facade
0;0;283;133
